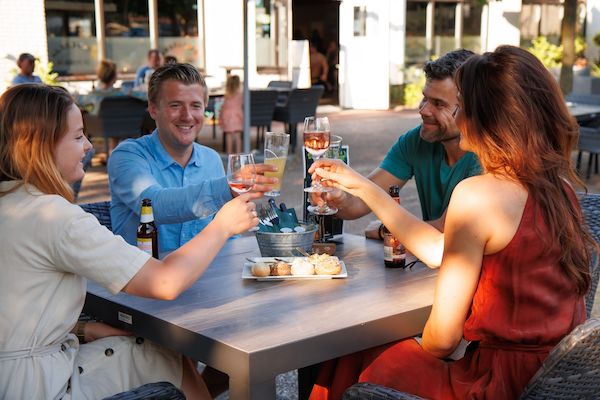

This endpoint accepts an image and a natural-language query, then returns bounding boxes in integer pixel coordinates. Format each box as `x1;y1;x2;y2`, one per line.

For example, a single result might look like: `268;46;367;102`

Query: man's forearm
335;193;372;220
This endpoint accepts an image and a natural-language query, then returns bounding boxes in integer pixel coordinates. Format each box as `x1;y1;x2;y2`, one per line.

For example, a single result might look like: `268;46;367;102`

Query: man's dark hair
148;63;207;104
424;49;474;80
17;53;35;65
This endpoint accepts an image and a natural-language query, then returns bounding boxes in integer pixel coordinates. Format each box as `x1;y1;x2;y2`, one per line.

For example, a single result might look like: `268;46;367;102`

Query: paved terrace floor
77;107;600;400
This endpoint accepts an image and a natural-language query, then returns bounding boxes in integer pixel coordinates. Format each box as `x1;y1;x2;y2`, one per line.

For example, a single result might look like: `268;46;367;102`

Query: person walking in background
11;53;42;85
134;49;163;88
0;83;262;400
308;45;595;399
219;74;243;154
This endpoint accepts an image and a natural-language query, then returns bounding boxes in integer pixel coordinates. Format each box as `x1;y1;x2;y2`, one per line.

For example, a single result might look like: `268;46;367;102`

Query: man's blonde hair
0;84;75;202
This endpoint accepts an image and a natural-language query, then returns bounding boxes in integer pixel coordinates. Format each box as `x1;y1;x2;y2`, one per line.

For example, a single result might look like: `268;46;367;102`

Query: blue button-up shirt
108;130;232;255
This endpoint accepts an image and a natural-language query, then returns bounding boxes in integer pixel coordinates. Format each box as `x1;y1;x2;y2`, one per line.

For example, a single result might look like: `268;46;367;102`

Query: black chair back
84;96;148;159
566;94;600;105
273;86;325;152
250;89;279;127
267;80;293;90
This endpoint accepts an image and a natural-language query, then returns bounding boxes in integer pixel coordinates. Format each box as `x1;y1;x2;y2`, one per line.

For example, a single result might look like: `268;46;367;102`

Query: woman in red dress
307;45;597;399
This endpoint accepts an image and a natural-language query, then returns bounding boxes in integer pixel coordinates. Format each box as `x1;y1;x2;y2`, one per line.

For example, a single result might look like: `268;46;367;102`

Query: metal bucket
255;224;318;257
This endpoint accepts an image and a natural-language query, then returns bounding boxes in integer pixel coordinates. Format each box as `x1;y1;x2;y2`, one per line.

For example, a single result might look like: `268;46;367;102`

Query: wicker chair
78;204;185;399
79;200;112;231
342;193;600;400
102;381;185;400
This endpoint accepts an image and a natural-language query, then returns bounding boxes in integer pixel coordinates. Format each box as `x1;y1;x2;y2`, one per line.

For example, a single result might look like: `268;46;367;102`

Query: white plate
242;257;348;281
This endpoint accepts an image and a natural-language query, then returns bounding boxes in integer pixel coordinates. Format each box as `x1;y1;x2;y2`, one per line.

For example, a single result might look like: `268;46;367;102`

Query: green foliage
528;36;562;69
35;59;60;85
527;36;587;69
591;63;600;78
594;32;600;49
401;66;426;108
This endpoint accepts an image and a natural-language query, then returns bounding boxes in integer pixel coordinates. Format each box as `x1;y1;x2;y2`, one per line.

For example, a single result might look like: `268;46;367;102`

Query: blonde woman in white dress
0;84;261;399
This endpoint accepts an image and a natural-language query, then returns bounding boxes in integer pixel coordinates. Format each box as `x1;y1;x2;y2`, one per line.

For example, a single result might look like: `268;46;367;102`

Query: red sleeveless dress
310;194;586;400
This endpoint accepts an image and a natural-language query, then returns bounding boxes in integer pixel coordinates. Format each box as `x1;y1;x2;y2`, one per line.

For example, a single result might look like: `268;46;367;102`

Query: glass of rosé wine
303;116;337;215
227;154;256;194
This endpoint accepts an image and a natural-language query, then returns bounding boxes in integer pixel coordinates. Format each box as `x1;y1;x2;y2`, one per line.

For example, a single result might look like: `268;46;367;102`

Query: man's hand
230;163;277;197
431;104;460;138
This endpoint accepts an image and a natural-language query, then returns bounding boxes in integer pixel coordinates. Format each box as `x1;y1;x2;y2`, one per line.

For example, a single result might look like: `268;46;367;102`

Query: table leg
228;376;276;400
298;364;321;400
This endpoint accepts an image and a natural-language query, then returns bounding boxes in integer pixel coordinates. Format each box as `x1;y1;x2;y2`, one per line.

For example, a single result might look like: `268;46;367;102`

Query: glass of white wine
263;132;290;197
227;154;256;194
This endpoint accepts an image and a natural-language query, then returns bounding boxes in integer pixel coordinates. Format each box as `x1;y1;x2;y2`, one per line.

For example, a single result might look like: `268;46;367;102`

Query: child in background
219;75;243;154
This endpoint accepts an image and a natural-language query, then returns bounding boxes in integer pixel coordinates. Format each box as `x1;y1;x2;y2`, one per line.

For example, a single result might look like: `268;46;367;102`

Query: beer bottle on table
383;185;406;268
137;198;159;259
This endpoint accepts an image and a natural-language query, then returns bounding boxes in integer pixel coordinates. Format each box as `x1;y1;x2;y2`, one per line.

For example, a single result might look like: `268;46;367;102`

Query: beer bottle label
137;237;154;255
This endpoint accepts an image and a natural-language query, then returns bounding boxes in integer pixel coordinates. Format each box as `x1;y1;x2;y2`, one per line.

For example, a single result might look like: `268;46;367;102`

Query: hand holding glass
227;154;256;194
303;116;338;215
264;132;290;197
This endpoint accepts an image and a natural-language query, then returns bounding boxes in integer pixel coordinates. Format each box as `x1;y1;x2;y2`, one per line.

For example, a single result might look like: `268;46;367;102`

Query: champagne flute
227;154;256;194
303;116;338;215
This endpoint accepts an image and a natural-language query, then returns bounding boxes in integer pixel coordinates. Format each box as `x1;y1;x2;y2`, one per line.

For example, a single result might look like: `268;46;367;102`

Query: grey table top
84;234;437;399
568;103;600;118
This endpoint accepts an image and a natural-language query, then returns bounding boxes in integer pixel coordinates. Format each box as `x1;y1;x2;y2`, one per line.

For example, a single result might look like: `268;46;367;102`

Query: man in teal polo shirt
320;49;480;233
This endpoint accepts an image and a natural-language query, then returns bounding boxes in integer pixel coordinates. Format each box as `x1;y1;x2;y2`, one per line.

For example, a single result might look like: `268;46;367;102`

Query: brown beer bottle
137;198;159;259
383;185;406;268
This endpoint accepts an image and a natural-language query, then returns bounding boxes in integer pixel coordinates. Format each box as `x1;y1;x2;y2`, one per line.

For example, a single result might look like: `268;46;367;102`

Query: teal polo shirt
380;125;481;221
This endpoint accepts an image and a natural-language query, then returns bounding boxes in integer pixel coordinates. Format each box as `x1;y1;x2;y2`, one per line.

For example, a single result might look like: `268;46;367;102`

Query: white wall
204;0;259;87
339;0;391;110
0;0;48;93
481;0;522;52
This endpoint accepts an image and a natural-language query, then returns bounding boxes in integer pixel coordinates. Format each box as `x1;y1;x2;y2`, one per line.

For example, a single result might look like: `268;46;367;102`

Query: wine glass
303;116;338;215
227;154;256;194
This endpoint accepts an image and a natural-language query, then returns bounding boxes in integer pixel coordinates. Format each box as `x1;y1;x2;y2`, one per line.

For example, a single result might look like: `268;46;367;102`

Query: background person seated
79;59;123;115
135;48;163;89
11;52;42;85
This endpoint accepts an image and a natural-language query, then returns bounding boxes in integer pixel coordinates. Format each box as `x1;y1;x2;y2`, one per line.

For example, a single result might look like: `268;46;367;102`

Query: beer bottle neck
140;206;154;223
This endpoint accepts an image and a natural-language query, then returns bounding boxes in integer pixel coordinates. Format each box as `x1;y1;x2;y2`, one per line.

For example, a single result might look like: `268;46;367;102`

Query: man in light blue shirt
134;49;162;88
11;53;42;85
109;63;274;255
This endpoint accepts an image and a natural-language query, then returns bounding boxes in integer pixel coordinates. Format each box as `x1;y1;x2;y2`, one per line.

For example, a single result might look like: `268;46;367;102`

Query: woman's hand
308;159;373;198
213;192;261;236
84;322;132;343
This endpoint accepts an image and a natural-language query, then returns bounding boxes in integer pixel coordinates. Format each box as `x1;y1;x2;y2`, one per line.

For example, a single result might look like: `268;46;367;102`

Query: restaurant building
0;0;598;109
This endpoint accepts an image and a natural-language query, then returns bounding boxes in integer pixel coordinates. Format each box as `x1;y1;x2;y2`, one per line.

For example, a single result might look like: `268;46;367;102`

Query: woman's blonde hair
0;84;76;202
225;75;241;97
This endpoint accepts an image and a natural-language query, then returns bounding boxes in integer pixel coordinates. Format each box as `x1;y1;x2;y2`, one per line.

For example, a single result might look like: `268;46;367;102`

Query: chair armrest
102;382;185;400
343;382;426;400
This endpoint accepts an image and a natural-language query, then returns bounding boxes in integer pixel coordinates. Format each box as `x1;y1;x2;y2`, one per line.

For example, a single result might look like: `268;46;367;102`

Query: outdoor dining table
568;102;600;122
83;234;437;400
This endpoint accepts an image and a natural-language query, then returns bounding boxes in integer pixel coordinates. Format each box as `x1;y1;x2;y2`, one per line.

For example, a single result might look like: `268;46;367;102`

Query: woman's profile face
54;104;93;184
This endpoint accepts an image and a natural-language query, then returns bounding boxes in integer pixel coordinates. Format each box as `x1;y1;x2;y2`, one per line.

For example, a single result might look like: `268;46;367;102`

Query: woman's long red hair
456;45;595;294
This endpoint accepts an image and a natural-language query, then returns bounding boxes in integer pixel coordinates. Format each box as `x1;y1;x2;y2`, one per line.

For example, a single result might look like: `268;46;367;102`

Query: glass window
256;0;289;70
158;0;202;68
353;6;367;37
104;0;150;75
46;0;97;75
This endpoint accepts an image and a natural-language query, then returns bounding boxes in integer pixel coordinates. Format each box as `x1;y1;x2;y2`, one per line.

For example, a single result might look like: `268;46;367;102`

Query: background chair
342;192;600;400
79;201;112;231
578;127;600;179
273;85;324;153
267;80;293;107
249;89;279;149
102;381;185;400
83;96;148;160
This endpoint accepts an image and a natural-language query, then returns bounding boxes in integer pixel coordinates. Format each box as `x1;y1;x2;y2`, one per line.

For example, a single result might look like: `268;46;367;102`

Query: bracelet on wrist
75;321;87;343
